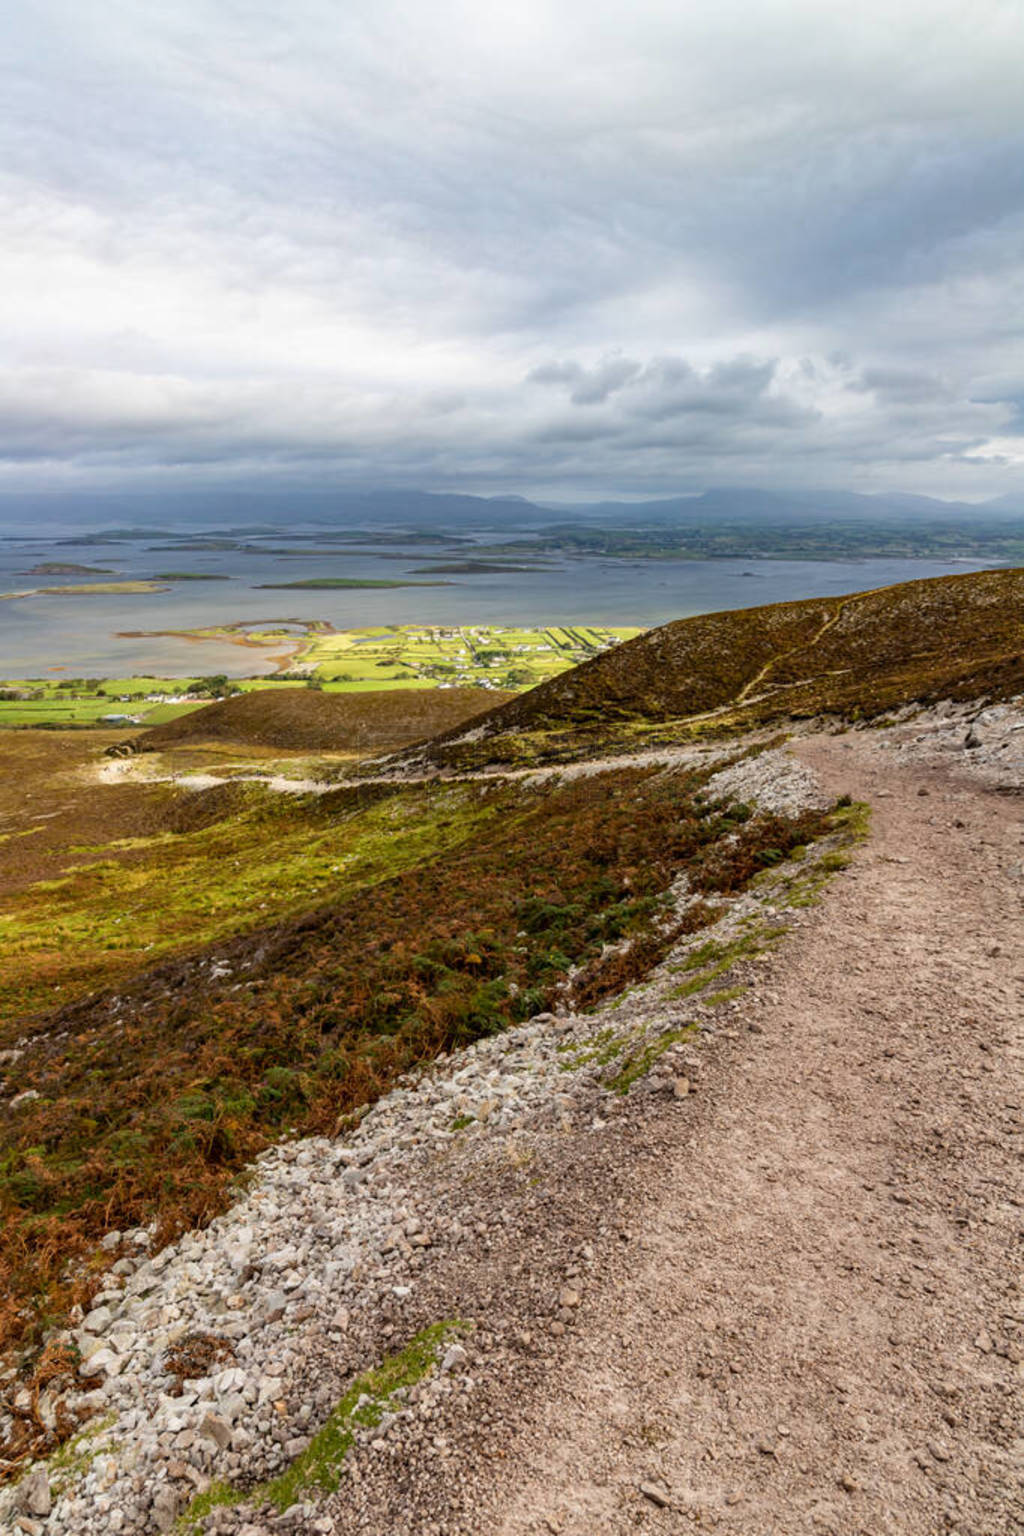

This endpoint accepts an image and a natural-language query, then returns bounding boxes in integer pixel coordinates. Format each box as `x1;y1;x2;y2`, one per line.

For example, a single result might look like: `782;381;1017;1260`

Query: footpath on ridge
456;728;1024;1536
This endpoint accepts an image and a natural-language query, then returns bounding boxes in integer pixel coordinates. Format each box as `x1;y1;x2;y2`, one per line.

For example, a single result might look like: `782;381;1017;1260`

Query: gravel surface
474;723;1024;1536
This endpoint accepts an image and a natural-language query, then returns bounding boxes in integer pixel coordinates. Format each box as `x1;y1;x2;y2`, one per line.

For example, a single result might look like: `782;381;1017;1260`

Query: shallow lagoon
0;528;1005;678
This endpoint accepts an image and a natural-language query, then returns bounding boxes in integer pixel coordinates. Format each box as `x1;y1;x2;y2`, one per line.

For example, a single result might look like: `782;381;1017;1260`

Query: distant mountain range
539;487;1024;525
0;483;1021;536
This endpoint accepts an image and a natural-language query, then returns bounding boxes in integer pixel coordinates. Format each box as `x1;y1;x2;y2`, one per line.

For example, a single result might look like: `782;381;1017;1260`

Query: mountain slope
408;566;1023;769
1;564;1021;1501
133;685;512;755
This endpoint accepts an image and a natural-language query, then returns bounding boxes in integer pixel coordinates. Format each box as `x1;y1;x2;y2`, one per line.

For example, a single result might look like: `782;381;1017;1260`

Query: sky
1;0;1023;504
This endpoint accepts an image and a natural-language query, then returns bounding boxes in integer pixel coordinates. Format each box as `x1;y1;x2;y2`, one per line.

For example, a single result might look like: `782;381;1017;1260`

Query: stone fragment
20;1469;51;1517
87;1349;122;1377
262;1289;288;1321
639;1481;672;1508
151;1486;180;1532
441;1343;468;1374
212;1366;246;1395
200;1413;232;1451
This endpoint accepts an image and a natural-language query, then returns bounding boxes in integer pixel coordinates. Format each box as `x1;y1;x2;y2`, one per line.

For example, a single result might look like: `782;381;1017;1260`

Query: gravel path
478;729;1024;1536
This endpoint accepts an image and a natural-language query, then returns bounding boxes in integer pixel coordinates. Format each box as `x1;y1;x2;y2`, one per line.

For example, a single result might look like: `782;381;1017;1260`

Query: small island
25;561;114;575
254;577;452;590
409;560;551;575
0;580;171;601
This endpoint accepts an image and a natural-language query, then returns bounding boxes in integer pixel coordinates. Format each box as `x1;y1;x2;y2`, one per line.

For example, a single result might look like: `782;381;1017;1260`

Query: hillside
132;684;512;755
406;566;1024;769
1;566;1021;1531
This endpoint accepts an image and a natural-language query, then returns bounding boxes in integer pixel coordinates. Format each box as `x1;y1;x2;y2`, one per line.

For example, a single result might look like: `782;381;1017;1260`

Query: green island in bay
254;577;452;590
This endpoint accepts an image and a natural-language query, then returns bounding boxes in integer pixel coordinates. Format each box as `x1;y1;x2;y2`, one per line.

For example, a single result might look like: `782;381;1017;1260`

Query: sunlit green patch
0;782;496;1020
829;799;871;841
175;1479;243;1529
176;1322;468;1530
606;1023;697;1095
703;984;747;1007
667;927;785;989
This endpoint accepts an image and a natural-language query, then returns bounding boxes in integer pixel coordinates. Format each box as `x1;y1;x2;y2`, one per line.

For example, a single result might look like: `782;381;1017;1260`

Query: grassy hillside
133;685;512;755
408;567;1023;769
0;749;834;1417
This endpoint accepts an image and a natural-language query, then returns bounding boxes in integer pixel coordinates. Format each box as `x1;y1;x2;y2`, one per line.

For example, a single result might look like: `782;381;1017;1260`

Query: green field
298;623;641;692
0;625;643;727
0;676;303;728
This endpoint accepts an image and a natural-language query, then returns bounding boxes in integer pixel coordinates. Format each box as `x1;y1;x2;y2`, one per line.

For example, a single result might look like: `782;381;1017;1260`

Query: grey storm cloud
0;0;1021;502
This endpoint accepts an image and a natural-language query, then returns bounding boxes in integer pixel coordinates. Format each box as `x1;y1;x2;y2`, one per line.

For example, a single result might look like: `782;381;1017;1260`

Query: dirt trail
481;733;1024;1536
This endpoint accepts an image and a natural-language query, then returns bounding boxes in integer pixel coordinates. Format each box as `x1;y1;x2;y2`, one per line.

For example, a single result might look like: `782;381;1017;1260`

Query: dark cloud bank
0;1;1022;515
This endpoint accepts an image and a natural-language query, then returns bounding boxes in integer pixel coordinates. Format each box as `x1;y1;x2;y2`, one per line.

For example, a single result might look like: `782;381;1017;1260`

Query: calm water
0;529;1004;678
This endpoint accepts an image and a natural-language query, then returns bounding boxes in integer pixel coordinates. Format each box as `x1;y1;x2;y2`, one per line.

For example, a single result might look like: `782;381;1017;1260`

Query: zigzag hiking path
467;731;1023;1536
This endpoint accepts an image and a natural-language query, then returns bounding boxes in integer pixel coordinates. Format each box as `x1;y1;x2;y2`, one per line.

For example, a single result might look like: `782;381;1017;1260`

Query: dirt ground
459;733;1022;1536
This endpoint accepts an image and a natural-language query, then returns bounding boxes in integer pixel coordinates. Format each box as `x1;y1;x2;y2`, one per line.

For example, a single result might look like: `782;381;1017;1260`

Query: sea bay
0;527;1006;678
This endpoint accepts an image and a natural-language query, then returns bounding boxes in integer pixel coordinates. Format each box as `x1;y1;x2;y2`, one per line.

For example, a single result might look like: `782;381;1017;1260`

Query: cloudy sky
1;0;1023;501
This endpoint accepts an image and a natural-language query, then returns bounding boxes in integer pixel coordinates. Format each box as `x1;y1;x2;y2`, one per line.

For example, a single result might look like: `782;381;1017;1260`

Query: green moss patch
607;1024;697;1095
177;1322;467;1530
